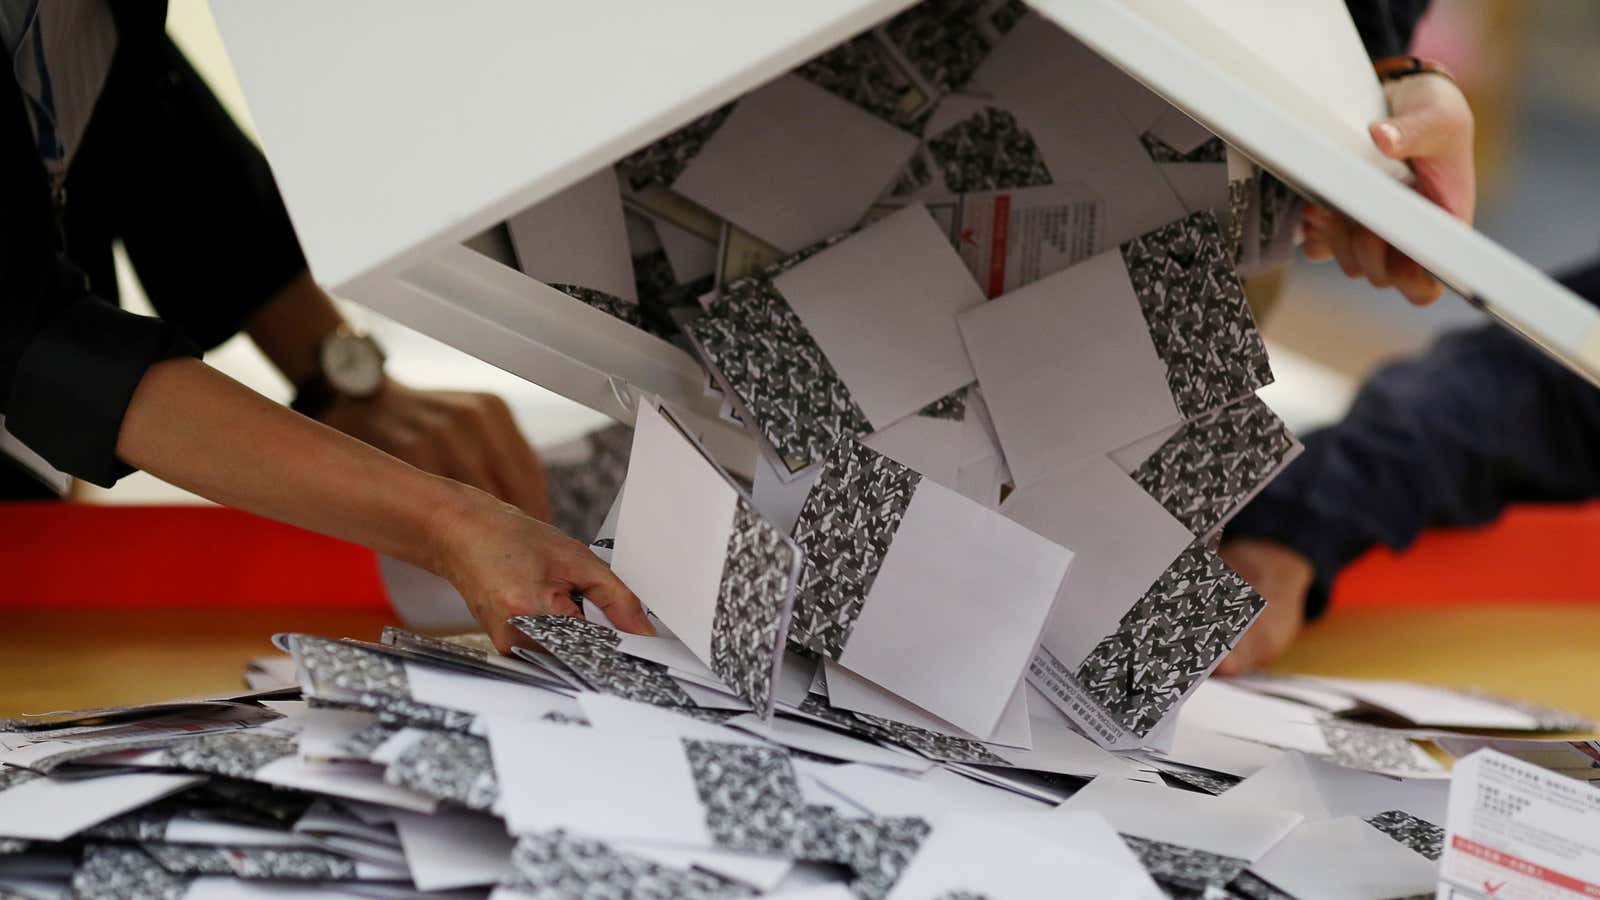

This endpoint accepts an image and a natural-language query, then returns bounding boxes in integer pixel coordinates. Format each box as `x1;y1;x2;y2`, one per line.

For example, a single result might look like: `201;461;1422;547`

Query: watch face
321;333;385;398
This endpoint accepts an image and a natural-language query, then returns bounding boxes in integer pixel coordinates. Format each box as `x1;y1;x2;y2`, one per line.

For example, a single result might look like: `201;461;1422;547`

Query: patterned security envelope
1109;393;1301;540
610;399;803;717
957;210;1273;488
789;437;1074;740
684;205;985;476
1000;459;1267;748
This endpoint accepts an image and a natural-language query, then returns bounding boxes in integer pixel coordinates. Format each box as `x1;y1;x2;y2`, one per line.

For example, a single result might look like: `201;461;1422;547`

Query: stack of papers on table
3;640;1590;900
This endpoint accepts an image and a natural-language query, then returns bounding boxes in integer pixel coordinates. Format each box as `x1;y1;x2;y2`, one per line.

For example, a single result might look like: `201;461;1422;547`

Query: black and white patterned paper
1129;395;1297;538
1319;722;1433;774
615;104;736;193
1075;541;1266;737
1120;212;1273;419
141;844;359;881
1227;870;1297;900
72;845;191;900
925;106;1052;194
1121;834;1250;893
384;731;501;812
794;696;1006;766
545;423;634;543
797;32;930;129
789;439;922;658
507;831;752;900
682;738;806;855
1365;810;1446;861
686;279;872;474
157;732;295;779
845;816;935;900
708;498;800;715
508;615;696;708
883;0;1025;95
290;636;477;732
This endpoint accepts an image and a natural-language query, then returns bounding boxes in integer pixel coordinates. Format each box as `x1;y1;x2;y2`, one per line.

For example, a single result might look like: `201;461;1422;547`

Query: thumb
1370;104;1457;160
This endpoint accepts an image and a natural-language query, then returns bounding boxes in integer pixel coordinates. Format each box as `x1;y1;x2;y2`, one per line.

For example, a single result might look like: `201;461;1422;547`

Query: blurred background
79;0;1600;504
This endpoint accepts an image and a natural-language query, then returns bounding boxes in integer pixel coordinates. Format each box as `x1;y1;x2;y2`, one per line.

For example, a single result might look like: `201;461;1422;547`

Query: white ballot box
210;0;1600;484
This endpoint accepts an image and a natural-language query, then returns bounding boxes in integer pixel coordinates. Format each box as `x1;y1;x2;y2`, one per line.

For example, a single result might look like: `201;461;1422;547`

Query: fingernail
1374;122;1402;149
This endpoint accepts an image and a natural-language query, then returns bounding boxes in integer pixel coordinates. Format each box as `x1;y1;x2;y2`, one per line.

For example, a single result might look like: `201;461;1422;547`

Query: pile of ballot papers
1;645;1595;900
6;2;1599;898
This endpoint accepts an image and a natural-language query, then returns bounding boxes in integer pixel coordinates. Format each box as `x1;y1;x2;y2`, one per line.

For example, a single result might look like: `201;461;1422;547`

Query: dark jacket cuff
6;297;199;487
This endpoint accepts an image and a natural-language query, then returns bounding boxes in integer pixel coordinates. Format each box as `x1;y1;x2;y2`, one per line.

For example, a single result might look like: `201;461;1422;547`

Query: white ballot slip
773;205;985;427
674;74;918;253
1001;457;1264;748
1060;774;1302;865
954;181;1106;299
887;811;1164;899
0;772;202;841
959;211;1270;485
611;398;803;716
789;437;1073;739
506;168;636;301
1249;816;1440;900
822;660;1032;751
1440;749;1600;900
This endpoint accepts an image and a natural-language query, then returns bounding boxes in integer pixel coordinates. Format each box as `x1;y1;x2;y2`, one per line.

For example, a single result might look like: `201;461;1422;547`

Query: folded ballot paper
8;2;1574;897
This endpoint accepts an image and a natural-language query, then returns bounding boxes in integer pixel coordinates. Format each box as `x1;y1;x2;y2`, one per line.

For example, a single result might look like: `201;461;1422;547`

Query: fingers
1390;251;1445;306
559;546;654;636
1352;227;1392;288
1371;102;1457;161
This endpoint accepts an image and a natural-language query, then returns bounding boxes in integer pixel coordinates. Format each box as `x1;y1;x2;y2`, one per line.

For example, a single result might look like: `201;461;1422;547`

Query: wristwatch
290;325;387;418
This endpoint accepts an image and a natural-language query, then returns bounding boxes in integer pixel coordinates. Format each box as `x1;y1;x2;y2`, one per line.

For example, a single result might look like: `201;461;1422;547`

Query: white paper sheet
402;662;579;724
391;810;514;891
958;250;1180;484
484;716;712;847
774;205;984;428
1215;751;1450;825
971;15;1186;247
254;757;437;814
611;400;742;665
836;475;1072;738
1250;817;1439;900
674;74;918;253
822;660;1031;750
1060;774;1301;862
862;414;964;489
507;168;636;300
1441;750;1600;900
723;713;929;772
1000;456;1194;671
888;811;1164;900
808;764;1049;821
573;693;764;746
0;772;202;841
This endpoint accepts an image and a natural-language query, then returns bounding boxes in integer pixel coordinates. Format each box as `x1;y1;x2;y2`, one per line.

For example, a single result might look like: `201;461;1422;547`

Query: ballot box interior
210;0;1600;482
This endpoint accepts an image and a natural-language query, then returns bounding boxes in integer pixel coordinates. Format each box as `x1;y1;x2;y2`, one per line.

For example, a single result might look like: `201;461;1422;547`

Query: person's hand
1302;72;1476;306
319;379;552;522
430;484;653;653
1216;537;1315;675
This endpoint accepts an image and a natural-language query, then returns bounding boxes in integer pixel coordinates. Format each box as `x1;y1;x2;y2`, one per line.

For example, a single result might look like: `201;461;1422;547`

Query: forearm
244;269;346;387
115;356;472;572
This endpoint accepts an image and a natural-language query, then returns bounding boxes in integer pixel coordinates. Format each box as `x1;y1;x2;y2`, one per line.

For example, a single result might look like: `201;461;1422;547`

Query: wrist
414;475;509;580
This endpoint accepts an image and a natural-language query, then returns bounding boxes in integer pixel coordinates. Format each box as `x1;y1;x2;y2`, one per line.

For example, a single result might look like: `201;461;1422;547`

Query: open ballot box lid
211;0;1600;477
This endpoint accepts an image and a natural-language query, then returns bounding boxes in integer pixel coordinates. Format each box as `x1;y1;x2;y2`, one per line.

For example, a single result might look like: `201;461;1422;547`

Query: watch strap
1373;55;1456;86
290;372;339;420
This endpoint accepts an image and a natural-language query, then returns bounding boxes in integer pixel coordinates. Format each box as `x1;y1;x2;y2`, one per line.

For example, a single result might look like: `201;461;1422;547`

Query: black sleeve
1227;259;1600;618
68;33;309;351
1344;0;1433;59
1;73;198;488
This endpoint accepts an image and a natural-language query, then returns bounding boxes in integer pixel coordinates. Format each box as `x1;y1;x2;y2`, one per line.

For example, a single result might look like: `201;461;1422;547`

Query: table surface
2;604;1598;724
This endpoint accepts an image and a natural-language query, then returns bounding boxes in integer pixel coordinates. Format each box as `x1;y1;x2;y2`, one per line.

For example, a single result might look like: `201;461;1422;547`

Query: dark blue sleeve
1227;259;1600;618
